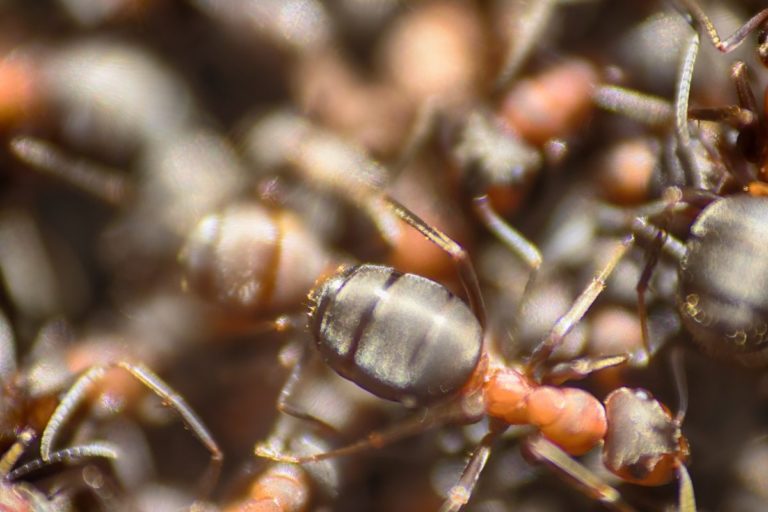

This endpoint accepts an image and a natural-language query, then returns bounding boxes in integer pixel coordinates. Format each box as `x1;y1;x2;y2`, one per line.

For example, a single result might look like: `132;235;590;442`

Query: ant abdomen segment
181;202;334;315
257;195;645;511
676;195;768;365
310;264;482;407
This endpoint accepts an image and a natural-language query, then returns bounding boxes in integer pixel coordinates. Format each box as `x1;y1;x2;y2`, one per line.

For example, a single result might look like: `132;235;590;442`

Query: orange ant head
527;386;607;456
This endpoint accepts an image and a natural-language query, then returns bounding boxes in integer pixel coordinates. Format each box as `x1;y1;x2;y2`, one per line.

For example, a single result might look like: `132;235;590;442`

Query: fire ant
255;196;694;511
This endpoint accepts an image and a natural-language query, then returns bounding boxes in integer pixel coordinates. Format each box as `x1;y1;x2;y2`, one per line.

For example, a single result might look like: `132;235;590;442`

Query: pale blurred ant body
180;201;335;317
256;197;695;511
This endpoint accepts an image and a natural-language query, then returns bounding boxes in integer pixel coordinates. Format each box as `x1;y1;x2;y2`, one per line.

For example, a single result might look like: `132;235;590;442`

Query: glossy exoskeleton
256;196;697;511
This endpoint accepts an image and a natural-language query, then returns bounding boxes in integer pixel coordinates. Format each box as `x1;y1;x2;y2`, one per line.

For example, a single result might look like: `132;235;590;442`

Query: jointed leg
41;362;222;465
438;421;507;512
523;434;636;512
674;0;768;54
9;136;130;206
675;33;703;188
473;195;542;310
9;442;119;480
256;394;483;464
593;85;673;129
275;349;339;435
527;236;633;373
0;429;34;477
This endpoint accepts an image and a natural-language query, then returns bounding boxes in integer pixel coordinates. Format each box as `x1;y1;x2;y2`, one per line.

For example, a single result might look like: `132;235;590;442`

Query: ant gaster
625;1;768;366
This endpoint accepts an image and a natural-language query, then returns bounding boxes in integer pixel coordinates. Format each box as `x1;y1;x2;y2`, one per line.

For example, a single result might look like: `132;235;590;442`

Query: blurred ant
0;311;223;504
179;201;337;318
675;0;768;185
224;340;397;512
254;195;694;511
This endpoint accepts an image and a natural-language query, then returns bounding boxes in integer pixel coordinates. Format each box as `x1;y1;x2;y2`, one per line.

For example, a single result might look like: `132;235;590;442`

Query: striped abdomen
310;264;482;407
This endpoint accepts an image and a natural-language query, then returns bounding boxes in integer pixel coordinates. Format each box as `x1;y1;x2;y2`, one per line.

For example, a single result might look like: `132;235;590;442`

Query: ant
255;195;694;511
0;311;223;505
179;200;336;318
224;350;387;512
605;1;768;367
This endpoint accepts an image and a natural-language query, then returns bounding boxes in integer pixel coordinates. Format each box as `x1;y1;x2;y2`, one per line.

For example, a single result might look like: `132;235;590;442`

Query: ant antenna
9;442;119;480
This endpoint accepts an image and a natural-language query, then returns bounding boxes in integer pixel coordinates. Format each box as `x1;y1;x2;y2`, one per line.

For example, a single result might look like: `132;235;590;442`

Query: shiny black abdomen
678;195;768;366
310;264;483;406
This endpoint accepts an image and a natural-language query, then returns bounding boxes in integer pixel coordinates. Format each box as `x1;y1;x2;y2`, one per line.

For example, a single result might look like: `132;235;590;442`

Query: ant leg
544;354;628;386
9;442;119;480
674;32;704;189
674;0;768;53
631;218;686;358
636;225;665;359
669;347;689;427
690;62;762;158
522;435;636;512
256;394;483;464
494;0;557;90
527;236;633;372
677;464;697;512
439;421;508;512
593;86;673;129
472;195;542;307
390;97;438;180
0;309;16;381
386;196;487;330
0;429;34;477
668;348;696;511
41;361;222;497
275;349;339;435
9;136;130;206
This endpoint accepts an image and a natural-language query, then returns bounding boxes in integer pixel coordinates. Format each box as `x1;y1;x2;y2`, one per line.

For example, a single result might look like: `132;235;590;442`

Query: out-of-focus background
2;1;768;510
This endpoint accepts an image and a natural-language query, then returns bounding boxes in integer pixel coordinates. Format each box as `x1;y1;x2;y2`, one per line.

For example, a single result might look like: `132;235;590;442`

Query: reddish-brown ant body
256;196;694;511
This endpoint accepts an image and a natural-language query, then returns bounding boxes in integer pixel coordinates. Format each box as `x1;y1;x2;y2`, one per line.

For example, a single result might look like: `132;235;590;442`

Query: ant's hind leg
472;195;542;315
522;435;636;512
256;395;483;465
438;421;508;512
